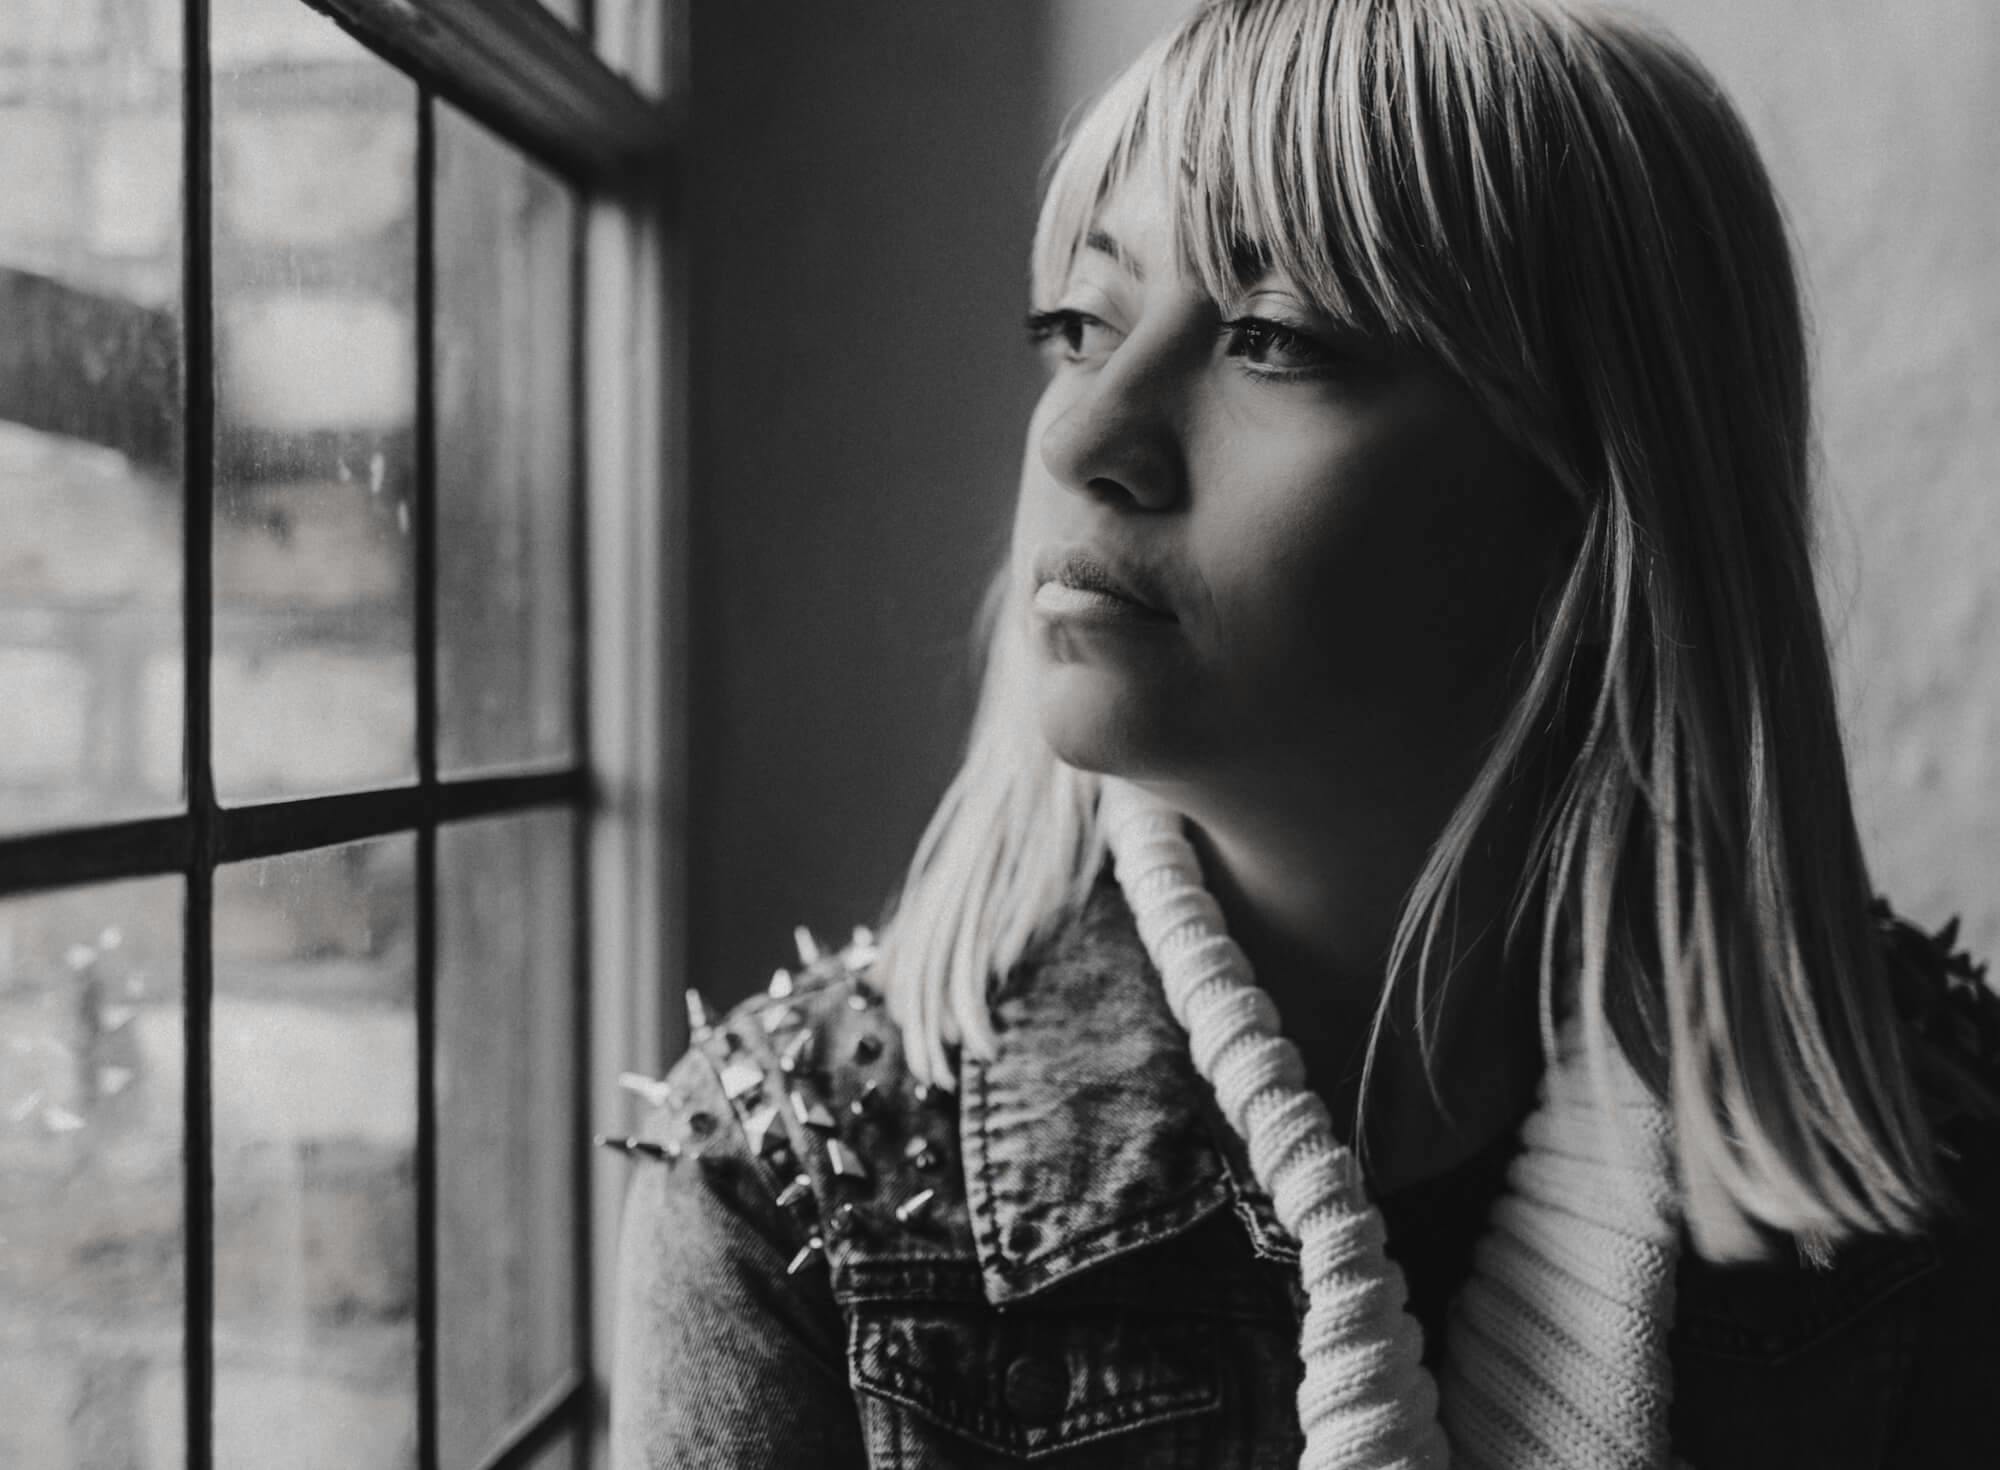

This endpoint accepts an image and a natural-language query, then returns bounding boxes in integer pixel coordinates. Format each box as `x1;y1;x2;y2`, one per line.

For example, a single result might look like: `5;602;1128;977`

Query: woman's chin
1032;663;1189;778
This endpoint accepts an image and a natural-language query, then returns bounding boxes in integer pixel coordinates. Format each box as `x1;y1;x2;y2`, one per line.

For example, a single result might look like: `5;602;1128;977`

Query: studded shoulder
1873;899;2000;1133
604;924;973;1287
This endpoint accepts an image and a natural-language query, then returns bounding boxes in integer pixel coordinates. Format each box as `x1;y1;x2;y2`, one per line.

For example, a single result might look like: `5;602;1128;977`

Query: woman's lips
1032;580;1174;623
1033;548;1176;621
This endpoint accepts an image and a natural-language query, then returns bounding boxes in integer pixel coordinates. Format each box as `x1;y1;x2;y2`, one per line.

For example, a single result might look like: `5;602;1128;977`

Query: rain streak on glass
0;877;187;1469
210;0;419;805
211;834;419;1470
0;0;186;836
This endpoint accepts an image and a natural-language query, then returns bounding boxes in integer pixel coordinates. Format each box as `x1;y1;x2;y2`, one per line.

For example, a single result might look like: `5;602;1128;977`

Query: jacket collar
957;864;1296;1306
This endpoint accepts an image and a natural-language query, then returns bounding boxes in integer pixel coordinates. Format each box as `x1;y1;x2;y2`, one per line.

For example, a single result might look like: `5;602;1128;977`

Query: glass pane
211;8;418;804
213;836;417;1470
438;811;578;1465
436;108;579;778
0;877;185;1469
0;0;184;835
595;0;670;100
526;1424;584;1469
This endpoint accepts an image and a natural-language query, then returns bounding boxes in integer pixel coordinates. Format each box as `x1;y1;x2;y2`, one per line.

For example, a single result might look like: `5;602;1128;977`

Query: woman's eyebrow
1084;227;1145;282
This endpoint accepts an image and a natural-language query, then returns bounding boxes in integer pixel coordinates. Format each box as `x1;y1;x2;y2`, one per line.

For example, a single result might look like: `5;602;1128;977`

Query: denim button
1002;1353;1068;1425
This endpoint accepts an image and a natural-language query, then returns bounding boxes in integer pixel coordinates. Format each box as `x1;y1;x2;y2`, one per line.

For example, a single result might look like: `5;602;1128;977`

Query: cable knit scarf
1099;779;1685;1470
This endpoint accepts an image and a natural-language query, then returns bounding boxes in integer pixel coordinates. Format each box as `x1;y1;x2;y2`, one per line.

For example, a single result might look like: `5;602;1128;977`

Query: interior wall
684;3;1052;1000
684;0;1997;1003
1626;0;2000;955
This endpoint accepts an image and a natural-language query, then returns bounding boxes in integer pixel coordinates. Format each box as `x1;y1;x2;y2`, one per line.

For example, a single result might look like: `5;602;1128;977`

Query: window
0;1;677;1466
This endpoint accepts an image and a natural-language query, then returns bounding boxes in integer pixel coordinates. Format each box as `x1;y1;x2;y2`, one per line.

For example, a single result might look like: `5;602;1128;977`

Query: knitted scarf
1099;779;1684;1470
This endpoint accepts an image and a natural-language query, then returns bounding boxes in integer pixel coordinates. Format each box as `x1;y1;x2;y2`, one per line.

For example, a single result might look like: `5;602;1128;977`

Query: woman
609;0;2000;1465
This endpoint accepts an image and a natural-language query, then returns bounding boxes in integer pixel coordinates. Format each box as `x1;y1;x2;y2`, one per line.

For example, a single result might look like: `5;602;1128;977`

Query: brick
219;108;414;249
0;107;80;245
89;109;181;258
0;648;90;781
209;645;414;797
220;293;413;433
213;472;409;608
208;997;415;1149
206;0;362;70
0;0;106;61
215;1353;415;1470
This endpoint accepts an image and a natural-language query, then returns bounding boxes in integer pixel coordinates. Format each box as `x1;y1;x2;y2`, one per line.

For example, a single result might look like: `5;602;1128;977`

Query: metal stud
846;992;872;1012
827;1138;872;1186
618;1071;672;1108
596;1133;681;1164
827;1200;859;1236
793;925;822;966
767;968;795;1000
911;1081;936;1107
776;1174;814;1210
759;1003;804;1035
785;1234;825;1276
685;989;713;1041
851;1033;882;1065
778;1027;817;1075
848;1080;884;1119
745;1102;788;1159
893;1187;937;1225
718;1058;765;1104
904;1136;943;1173
790;1088;836;1132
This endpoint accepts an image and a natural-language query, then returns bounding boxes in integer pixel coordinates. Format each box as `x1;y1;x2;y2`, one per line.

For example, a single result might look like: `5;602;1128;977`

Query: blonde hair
871;0;1947;1261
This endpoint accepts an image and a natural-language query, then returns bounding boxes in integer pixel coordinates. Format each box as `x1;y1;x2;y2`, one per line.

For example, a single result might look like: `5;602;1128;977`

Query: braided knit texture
1098;779;1682;1470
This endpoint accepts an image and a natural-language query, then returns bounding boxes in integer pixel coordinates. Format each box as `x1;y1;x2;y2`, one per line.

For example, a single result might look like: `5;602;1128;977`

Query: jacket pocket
849;1301;1224;1464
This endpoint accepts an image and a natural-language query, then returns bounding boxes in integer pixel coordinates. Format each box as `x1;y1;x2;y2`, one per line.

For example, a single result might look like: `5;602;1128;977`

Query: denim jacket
611;872;2000;1469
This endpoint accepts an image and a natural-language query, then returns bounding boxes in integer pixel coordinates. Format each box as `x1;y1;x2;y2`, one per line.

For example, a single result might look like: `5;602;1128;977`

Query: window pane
436;108;579;778
212;836;417;1470
596;0;671;100
0;0;184;835
0;876;185;1469
527;1425;584;1469
438;811;578;1464
211;8;418;805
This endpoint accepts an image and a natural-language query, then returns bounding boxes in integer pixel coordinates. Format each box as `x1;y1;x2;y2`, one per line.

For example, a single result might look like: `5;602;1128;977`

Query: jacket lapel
958;867;1266;1305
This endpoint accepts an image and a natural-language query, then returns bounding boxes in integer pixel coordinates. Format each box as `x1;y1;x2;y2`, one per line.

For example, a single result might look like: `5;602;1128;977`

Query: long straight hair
870;0;1947;1262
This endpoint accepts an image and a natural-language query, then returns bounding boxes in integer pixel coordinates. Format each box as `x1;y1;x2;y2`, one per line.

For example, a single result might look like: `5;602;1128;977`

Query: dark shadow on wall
686;3;1054;1002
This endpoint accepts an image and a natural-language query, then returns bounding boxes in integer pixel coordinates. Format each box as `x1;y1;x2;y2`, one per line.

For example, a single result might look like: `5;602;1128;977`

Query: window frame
0;1;682;1465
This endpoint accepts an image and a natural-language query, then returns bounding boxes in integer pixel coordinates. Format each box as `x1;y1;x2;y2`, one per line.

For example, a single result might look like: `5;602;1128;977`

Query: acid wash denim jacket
611;870;2000;1469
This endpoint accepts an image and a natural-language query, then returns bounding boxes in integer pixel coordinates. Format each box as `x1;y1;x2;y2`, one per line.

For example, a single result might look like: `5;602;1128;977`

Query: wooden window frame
0;1;683;1465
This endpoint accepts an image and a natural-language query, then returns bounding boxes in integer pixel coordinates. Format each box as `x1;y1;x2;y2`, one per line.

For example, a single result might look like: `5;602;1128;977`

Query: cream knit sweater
1100;778;1686;1470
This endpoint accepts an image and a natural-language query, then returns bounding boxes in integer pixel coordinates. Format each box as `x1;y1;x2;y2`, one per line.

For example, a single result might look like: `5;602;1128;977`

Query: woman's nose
1036;347;1185;512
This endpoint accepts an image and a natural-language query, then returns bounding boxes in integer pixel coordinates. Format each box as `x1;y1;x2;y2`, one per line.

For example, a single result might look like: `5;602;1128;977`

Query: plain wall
682;2;1997;1005
684;3;1052;999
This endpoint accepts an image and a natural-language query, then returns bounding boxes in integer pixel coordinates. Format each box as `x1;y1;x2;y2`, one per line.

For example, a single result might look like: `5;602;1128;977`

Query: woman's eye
1025;308;1118;363
1220;316;1337;375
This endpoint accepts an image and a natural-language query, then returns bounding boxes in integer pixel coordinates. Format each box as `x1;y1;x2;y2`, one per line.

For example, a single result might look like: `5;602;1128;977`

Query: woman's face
1011;161;1576;812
